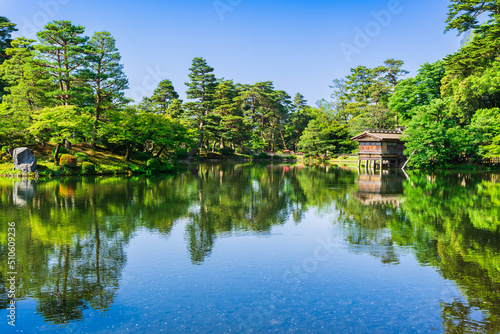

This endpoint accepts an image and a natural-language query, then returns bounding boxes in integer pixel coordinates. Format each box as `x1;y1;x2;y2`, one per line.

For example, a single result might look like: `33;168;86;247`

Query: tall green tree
0;16;18;101
212;80;249;151
0;37;54;112
0;38;54;146
184;57;217;151
403;98;480;168
445;0;500;34
389;61;445;123
36;21;88;106
332;59;407;135
148;79;180;113
80;31;129;146
297;103;355;156
28;106;92;163
287;93;312;151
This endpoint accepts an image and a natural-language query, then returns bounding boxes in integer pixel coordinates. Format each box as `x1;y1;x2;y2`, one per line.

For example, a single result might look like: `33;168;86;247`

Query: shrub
1;146;9;154
146;158;162;171
81;162;95;174
174;148;189;159
59;154;77;167
74;152;89;162
131;150;153;161
257;152;270;159
0;152;11;162
241;150;253;155
331;155;338;159
220;148;234;155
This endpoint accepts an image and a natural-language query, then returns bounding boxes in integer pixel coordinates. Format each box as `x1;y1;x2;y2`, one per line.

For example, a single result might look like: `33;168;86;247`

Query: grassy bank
0;144;174;177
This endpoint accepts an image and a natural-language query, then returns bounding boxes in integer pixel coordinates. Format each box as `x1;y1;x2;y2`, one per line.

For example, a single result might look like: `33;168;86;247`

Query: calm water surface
0;164;499;333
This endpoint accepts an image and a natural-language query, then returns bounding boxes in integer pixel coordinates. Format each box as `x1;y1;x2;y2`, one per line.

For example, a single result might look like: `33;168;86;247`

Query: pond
1;164;499;333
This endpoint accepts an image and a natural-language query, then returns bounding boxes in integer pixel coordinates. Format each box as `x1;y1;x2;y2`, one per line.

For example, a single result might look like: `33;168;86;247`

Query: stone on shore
13;147;37;173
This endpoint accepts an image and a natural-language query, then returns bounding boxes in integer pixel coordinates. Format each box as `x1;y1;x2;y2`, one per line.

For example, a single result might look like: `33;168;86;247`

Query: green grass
0;144;175;178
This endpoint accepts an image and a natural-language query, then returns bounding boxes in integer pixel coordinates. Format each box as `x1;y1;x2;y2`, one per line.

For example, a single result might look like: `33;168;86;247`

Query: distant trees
329;59;408;136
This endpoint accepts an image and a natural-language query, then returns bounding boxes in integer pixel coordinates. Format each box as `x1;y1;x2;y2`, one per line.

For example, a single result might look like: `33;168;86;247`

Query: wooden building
351;129;406;169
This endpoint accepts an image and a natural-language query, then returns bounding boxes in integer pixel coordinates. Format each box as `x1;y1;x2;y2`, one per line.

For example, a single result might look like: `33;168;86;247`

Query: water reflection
0;166;499;332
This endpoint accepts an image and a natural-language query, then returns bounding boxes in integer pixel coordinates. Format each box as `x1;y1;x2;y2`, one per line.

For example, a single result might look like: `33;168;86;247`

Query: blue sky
2;0;461;104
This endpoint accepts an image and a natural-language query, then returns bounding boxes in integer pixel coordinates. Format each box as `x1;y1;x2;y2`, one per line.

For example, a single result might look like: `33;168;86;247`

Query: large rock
13;147;37;173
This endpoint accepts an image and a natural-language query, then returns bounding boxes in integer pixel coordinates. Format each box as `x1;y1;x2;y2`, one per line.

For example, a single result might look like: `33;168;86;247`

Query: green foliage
146;158;162;171
131;151;153;161
0;151;10;162
256;152;270;159
389;61;446;123
1;146;8;153
298;104;356;156
36;21;88;105
174;148;189;159
471;108;500;158
220;148;234;155
403;98;482;168
445;0;500;34
0;16;18;102
143;79;180;114
74;152;89;162
51;147;68;156
81;161;95;174
81;31;129;145
59;154;77;167
330;59;407;135
184;57;217;148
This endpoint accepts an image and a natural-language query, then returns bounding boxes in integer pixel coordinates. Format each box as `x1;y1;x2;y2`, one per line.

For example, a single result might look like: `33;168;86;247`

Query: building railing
358;150;403;155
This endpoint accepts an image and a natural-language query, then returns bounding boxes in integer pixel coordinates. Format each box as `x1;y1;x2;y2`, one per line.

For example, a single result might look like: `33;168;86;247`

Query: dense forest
0;0;499;168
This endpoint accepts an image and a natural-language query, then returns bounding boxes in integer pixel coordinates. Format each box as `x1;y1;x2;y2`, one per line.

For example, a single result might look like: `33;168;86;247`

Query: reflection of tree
0;175;192;324
1;167;499;330
334;170;500;330
184;164;312;264
389;172;500;331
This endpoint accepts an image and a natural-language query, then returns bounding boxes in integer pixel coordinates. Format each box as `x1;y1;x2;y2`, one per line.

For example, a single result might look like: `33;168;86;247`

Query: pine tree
36;21;88;106
149;79;180;113
445;0;500;34
0;16;18;101
184;57;217;151
213;80;249;150
288;93;311;151
81;31;129;146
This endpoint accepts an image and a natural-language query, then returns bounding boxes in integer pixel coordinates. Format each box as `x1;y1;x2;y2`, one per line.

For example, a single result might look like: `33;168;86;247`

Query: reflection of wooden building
355;170;406;206
351;129;407;168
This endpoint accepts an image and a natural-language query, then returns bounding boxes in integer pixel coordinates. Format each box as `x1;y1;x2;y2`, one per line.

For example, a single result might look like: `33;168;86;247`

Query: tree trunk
279;128;288;151
125;144;134;161
54;142;62;165
155;146;165;158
